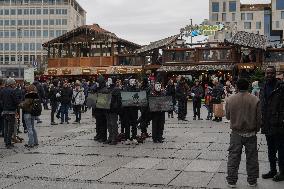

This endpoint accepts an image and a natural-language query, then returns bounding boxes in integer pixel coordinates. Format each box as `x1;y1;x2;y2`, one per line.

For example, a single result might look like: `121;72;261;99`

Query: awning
157;65;234;72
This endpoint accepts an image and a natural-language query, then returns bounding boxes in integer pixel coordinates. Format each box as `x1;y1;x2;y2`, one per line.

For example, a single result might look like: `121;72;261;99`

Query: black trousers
193;99;201;118
106;113;118;142
266;135;284;173
50;102;58;123
178;99;187;120
73;105;82;122
0;115;4;136
3;114;16;146
140;109;150;134
152;112;165;141
227;133;259;184
94;111;107;141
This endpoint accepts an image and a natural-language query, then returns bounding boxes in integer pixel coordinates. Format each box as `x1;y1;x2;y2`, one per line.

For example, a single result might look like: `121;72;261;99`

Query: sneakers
227;182;236;188
262;171;277;179
273;173;284;182
124;139;132;145
248;182;257;187
132;139;139;145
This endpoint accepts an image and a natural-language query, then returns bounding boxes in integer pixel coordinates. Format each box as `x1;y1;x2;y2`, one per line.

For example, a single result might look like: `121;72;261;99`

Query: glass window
11;20;16;25
4;20;9;25
30;20;35;25
49;30;54;37
30;9;35;15
43;30;48;38
30;43;35;51
244;22;251;29
0;10;3;15
229;1;236;12
36;9;41;15
24;55;29;62
24;30;29;37
62;19;67;25
276;21;280;28
4;30;9;38
281;11;284;19
4;9;9;15
232;13;236;21
223;2;226;12
11;56;16;62
17;9;22;15
4;43;9;51
24;9;29;15
36;20;41;25
24;43;29;51
43;9;48;14
0;20;2;26
276;0;284;10
212;13;218;21
56;30;61;37
212;2;219;12
11;9;16;15
18;20;22;25
0;31;3;37
10;30;16;37
256;22;261;29
0;43;3;51
43;19;48;25
10;43;16;51
62;9;67;14
30;30;35;37
49;9;54;14
62;30;67;34
49;19;54;25
36;43;42;50
24;20;29;25
56;9;61;14
17;43;22;51
56;19;61;25
36;30;41;37
247;13;253;20
222;13;226;21
241;13;245;20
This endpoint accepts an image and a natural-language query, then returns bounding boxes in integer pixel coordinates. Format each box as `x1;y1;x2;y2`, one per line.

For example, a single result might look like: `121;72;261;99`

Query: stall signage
180;24;228;37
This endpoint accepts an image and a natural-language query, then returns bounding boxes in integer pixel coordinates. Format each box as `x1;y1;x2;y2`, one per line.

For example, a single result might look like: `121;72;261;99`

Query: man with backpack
261;66;284;182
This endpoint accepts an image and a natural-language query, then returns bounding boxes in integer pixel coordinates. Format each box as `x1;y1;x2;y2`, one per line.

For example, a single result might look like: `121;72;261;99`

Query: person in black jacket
176;77;189;121
0;78;21;149
0;78;4;137
260;66;284;182
166;79;176;118
59;82;72;124
48;79;60;125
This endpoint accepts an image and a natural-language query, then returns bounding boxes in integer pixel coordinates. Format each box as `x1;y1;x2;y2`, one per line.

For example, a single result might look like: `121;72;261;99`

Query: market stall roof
157;65;234;72
42;24;141;48
228;31;269;50
136;35;180;54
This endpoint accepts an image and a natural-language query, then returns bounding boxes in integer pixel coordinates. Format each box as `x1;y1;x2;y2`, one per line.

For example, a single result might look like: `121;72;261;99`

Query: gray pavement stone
95;157;136;169
0;162;32;175
182;142;210;150
0;178;23;189
68;166;117;181
168;171;214;187
170;149;201;160
153;159;191;171
123;158;162;169
100;168;146;183
185;160;222;172
198;150;228;161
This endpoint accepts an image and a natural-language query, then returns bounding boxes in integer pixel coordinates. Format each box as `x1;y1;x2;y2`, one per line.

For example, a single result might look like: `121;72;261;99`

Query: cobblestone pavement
0;103;283;189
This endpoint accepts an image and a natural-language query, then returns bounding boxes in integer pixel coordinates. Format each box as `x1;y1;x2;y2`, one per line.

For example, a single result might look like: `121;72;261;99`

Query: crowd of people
0;66;283;186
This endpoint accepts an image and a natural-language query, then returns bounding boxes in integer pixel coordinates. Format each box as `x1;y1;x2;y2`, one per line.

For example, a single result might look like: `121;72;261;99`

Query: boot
273;173;284;182
262;171;277;179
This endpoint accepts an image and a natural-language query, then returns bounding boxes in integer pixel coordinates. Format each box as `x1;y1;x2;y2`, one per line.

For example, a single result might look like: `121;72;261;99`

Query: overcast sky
77;0;271;45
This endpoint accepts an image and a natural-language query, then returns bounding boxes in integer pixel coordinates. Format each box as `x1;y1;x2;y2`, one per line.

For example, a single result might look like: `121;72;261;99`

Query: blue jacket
0;86;21;113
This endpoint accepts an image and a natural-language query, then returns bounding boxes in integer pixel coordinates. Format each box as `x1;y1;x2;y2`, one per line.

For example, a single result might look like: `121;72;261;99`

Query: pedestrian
251;81;260;98
204;84;213;120
19;84;39;148
225;78;261;188
176;77;189;121
72;81;85;124
166;79;176;118
0;78;4;137
48;79;60;125
59;82;72;124
212;78;224;122
260;66;284;182
0;78;21;149
191;79;204;120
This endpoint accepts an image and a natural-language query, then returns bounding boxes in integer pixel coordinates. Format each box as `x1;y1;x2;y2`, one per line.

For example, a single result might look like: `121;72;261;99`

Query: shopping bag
213;103;224;117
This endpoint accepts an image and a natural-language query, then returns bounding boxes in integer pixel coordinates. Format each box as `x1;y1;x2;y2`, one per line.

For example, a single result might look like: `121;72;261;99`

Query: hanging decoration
157;65;234;72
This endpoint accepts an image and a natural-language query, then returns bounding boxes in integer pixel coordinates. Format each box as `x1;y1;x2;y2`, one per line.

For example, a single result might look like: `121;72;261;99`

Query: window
62;19;67;25
30;20;36;26
17;9;22;15
18;20;22;25
56;19;61;25
56;9;61;14
43;19;48;25
49;9;54;14
276;0;284;10
24;20;29;25
4;43;9;51
0;10;3;15
11;56;16;62
36;20;41;25
36;30;41;37
223;2;226;12
4;30;9;38
36;43;42;50
30;30;35;37
49;30;54;37
43;30;48;38
4;9;9;15
276;21;280;28
24;9;29;15
247;13;253;20
24;43;29;51
222;13;226;21
229;1;236;12
17;43;22;51
0;44;3;51
244;22;251;29
10;43;16;51
281;11;284;19
241;13;245;20
62;9;67;14
11;20;16;26
212;2;219;12
49;19;54;25
24;55;29;62
0;20;3;26
232;13;236;21
56;30;61;37
10;30;16;37
62;30;67;34
30;43;35;51
11;9;16;15
43;9;48;14
256;22;261;29
24;30;29;37
36;9;41;15
30;9;35;15
212;13;219;21
4;20;9;25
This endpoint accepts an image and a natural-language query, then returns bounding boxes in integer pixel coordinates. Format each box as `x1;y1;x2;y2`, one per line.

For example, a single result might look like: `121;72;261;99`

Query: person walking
212;78;224;122
19;84;39;148
166;79;176;118
260;66;284;182
59;82;72;124
191;79;204;120
0;78;21;149
0;78;4;137
48;80;60;125
176;77;189;121
225;79;261;188
72;81;85;124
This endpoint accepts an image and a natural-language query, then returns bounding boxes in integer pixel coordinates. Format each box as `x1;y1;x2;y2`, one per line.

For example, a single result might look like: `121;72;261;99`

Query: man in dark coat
191;80;204;120
0;78;4;137
59;82;72;124
260;66;284;182
48;79;60;125
176;77;189;121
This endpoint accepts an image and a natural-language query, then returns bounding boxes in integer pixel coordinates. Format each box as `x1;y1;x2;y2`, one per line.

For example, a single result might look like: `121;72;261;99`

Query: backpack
31;99;42;117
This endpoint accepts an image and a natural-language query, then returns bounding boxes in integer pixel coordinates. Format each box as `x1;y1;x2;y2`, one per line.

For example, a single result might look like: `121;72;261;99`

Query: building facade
0;0;86;78
209;0;282;44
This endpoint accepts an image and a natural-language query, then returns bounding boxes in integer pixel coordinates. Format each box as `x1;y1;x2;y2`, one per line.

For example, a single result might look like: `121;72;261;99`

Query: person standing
0;78;21;149
72;81;85;124
0;78;4;137
176;77;189;121
59;82;72;124
212;78;224;122
225;79;261;188
19;84;39;148
260;66;284;182
48;80;60;125
191;79;204;120
166;79;176;118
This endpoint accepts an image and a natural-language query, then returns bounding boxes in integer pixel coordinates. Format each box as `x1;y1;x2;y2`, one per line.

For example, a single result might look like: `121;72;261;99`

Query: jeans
193;99;201;118
24;114;38;146
227;133;259;184
3;114;15;146
61;104;69;123
73;105;81;122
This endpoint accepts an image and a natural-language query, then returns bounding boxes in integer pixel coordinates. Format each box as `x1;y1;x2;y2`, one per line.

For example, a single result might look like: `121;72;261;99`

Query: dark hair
266;66;276;73
236;78;249;91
